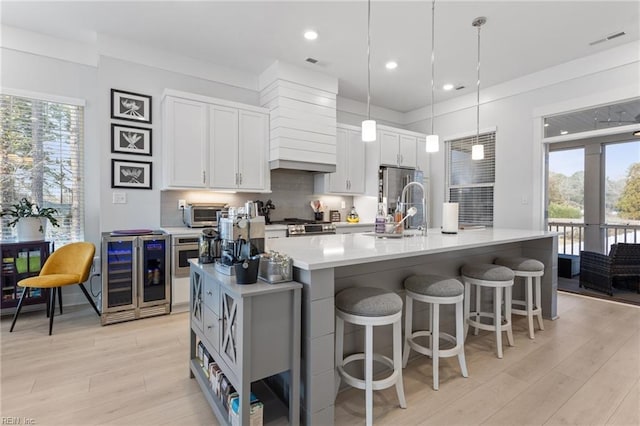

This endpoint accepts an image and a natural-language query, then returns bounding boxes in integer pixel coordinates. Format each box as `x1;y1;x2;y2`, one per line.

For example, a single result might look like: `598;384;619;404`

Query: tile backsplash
161;169;355;226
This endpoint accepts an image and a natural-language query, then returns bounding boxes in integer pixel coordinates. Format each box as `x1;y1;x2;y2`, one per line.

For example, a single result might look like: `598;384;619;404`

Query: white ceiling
2;1;639;113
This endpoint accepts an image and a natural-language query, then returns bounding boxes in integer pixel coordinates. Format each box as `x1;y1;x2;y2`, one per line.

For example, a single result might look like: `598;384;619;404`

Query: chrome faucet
400;181;427;236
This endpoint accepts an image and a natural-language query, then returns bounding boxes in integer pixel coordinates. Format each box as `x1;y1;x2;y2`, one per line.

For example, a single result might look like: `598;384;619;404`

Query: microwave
184;203;226;228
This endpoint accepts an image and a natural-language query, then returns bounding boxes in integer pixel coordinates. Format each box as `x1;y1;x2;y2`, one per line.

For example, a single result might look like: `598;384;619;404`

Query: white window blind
0;94;85;243
446;132;495;226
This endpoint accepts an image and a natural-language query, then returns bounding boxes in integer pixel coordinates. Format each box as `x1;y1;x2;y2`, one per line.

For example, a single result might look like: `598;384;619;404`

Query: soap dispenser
347;206;360;223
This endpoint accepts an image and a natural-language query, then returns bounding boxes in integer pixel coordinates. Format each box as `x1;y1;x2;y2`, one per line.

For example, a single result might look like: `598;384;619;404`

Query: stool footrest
467;312;511;332
406;331;462;359
338;353;399;391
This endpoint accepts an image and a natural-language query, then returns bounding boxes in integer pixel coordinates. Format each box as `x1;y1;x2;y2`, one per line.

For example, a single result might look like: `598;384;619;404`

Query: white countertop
265;228;557;270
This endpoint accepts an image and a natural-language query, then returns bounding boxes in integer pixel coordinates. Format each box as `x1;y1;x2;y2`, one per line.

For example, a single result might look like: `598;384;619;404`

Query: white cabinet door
210;105;239;189
329;127;350;192
238;110;268;190
399;134;417;168
163;97;208;188
379;130;400;166
347;129;365;193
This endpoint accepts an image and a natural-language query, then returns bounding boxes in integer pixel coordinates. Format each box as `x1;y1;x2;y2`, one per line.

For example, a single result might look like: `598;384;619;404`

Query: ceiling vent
305;57;318;64
589;31;626;46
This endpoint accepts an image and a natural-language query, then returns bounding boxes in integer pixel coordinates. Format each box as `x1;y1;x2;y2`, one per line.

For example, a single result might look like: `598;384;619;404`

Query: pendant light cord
472;17;486;145
430;0;436;135
367;0;371;120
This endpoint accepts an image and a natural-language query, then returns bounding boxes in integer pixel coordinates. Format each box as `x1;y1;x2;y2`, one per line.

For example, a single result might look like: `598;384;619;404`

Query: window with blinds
0;94;85;243
446;132;496;226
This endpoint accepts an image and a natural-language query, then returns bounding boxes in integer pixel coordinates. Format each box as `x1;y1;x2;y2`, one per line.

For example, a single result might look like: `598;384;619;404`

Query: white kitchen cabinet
314;124;365;194
162;96;209;188
162;90;270;192
379;129;417;169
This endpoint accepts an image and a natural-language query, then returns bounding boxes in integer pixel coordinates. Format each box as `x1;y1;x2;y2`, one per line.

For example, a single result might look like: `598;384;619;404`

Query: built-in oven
172;234;200;277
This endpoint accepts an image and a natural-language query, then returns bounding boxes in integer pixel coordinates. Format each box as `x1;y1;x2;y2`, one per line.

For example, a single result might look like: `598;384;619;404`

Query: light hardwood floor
1;292;638;425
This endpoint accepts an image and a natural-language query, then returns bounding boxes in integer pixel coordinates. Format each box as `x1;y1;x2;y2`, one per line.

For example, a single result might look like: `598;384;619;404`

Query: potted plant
1;198;59;241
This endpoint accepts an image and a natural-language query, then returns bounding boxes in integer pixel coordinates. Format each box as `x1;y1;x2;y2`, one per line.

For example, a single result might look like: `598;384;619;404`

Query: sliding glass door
547;138;639;254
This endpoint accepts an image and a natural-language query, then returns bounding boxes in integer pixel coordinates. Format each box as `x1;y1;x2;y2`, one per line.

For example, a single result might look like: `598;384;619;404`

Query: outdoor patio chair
579;243;640;296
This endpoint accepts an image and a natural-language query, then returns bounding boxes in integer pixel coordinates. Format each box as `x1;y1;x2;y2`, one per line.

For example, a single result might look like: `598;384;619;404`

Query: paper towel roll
442;202;459;234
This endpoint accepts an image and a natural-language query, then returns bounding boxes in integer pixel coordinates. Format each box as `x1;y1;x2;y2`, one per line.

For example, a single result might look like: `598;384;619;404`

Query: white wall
407;50;640;231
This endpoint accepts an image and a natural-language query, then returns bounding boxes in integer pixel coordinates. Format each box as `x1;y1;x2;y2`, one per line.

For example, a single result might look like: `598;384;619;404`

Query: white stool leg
365;323;373;426
464;281;471;338
494;286;503;359
334;315;344;398
393;319;407;408
526;276;534;339
474;284;481;336
455;299;468;378
402;296;413;368
427;302;433;358
432;302;440;390
535;275;545;331
505;285;514;347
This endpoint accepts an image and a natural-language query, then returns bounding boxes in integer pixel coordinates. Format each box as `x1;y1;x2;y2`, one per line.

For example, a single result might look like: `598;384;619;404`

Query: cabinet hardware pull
207;325;212;329
202;171;206;184
206;291;212;295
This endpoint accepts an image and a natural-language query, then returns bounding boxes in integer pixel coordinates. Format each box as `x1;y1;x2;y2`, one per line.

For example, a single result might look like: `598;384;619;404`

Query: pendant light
425;0;439;153
362;0;376;142
471;16;486;161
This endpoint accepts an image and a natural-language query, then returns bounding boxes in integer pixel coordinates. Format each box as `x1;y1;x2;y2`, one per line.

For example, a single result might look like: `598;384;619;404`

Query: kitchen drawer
203;275;219;314
203;305;220;353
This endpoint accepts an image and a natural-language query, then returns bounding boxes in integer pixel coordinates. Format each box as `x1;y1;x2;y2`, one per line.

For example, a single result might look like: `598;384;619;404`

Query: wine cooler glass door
139;235;170;307
103;237;136;311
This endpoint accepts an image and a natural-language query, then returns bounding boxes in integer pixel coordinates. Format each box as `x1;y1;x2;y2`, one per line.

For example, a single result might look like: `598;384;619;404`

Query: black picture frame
111;123;152;156
111;159;152;189
111;89;152;124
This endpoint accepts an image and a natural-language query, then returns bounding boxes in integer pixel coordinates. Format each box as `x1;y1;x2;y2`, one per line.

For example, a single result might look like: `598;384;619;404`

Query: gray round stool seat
404;274;464;298
335;287;406;425
402;275;468;390
335;286;402;317
461;263;515;359
461;263;515;282
494;257;544;272
494;257;545;339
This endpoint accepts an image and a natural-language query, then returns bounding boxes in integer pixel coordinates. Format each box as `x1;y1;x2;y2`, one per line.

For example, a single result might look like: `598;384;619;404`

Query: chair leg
402;296;413;368
58;286;63;315
78;283;101;316
9;287;28;332
494;287;503;359
49;287;57;336
365;323;373;426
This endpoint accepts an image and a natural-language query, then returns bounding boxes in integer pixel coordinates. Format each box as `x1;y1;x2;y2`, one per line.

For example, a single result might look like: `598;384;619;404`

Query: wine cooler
101;231;171;325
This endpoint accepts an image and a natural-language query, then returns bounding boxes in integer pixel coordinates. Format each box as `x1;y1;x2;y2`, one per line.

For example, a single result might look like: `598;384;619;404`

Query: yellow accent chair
10;242;100;335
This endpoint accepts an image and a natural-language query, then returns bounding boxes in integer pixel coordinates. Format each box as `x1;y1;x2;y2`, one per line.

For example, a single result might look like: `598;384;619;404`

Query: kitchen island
266;228;558;425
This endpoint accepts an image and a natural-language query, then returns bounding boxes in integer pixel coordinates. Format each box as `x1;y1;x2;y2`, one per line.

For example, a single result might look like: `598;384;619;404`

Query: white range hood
259;61;338;173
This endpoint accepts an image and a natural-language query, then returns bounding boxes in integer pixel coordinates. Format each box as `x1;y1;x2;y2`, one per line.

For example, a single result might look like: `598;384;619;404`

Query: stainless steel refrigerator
379;166;427;229
101;231;170;325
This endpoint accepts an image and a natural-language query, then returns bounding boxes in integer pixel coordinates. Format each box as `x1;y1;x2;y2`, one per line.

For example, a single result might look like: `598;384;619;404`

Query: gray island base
266;228;558;425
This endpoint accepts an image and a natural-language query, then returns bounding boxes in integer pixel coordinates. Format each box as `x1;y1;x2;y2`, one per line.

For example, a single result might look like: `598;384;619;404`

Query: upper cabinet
162;96;209;188
379;129;417;169
314;124;365;195
162;90;270;192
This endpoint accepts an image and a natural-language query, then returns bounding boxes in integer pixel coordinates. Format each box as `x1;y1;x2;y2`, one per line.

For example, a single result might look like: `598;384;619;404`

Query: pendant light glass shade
426;134;439;152
362;0;376;141
426;0;439;153
471;143;484;160
471;16;486;161
362;120;377;142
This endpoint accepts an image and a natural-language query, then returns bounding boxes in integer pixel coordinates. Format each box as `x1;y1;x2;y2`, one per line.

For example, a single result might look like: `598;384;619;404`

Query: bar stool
494;257;545;339
461;264;515;359
402;275;468;390
335;287;406;426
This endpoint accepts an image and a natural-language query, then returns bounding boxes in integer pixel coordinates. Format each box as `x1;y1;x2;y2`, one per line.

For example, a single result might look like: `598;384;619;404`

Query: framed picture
111;159;152;189
111;124;152;156
111;89;152;124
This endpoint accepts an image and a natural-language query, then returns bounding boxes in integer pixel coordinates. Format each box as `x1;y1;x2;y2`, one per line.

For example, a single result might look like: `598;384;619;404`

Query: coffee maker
198;228;221;264
215;203;265;275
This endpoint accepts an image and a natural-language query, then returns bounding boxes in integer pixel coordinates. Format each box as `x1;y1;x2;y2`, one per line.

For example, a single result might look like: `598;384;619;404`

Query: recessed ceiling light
544;123;549;127
385;61;398;70
560;130;569;135
304;30;318;40
442;83;454;91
